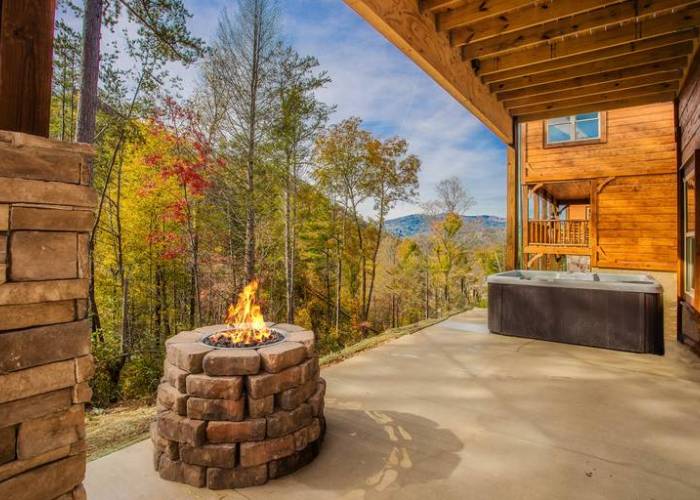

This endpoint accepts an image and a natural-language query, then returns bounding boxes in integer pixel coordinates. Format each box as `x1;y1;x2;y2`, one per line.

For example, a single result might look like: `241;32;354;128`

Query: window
684;172;695;295
545;113;602;145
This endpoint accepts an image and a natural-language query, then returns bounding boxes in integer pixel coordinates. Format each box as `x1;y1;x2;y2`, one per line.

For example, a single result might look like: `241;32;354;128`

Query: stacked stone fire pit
152;323;326;489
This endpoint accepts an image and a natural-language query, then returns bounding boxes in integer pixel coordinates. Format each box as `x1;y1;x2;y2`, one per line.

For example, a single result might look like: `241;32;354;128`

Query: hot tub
487;271;664;354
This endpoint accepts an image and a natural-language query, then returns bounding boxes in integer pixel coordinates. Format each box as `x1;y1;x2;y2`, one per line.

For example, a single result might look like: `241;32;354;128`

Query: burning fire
211;280;271;346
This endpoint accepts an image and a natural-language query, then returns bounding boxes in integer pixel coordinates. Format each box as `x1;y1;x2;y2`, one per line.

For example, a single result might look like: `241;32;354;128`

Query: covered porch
85;309;700;499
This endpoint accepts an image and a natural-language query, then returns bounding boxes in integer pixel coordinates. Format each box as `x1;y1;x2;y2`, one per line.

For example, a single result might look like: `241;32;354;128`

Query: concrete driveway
85;308;700;499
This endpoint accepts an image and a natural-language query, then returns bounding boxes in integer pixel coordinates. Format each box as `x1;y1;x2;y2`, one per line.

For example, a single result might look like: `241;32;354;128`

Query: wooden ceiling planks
348;0;700;127
433;0;700;120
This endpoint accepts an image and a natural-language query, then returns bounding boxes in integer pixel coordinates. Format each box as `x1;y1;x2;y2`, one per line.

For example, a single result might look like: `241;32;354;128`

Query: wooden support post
505;143;518;270
0;0;57;137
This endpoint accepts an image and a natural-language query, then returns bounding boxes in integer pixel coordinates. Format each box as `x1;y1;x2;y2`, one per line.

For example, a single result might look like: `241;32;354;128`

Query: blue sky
94;0;508;218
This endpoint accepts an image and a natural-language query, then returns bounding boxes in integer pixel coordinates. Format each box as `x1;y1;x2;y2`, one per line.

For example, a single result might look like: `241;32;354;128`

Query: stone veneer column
0;131;97;500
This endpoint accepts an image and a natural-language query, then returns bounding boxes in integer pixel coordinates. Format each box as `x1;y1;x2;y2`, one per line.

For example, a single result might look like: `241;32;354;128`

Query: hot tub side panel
488;282;663;354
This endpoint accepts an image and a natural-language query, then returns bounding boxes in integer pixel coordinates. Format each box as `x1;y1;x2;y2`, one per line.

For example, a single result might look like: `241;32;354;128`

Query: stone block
268;444;317;479
9;231;78;281
158;455;205;488
206;464;268;489
69;439;86;456
71;484;87;500
240;434;296;468
186;373;242;400
0;234;6;261
308;418;322;443
10;207;94;232
0;300;76;331
309;378;326;417
258;341;306;373
0;359;76;404
206;419;266;444
0;388;72;427
166;342;212;374
187;397;244;422
77;233;89;278
0;263;5;284
157;411;206;447
247;395;274;418
275;379;317;411
153;448;163;471
266;404;313;438
293;425;308;452
180;443;236;468
72;383;92;404
0;445;70;483
0;204;8;231
286;330;315;356
76;299;88;319
0;453;85;500
273;323;307;333
165;331;203;345
246;365;301;399
0;142;82;184
74;355;94;383
203;349;260;376
164;362;189;393
0;279;88;306
150;423;179;460
0;425;16;465
0;320;90;373
157;383;189;416
17;405;84;459
0;176;96;208
299;356;320;383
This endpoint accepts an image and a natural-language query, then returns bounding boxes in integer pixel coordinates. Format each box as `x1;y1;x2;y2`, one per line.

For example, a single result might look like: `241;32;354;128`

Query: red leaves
147;230;186;260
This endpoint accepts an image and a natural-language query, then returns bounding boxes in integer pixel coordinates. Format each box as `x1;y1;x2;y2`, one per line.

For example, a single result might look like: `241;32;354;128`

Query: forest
52;0;504;407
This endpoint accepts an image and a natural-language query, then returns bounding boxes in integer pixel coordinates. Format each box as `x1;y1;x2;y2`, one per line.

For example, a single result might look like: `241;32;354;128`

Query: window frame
543;112;607;148
684;167;696;298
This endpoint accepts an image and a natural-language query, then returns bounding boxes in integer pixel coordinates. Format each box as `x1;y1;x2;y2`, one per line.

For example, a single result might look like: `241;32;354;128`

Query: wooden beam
421;0;466;13
462;0;698;58
525;246;591;256
506;143;517;270
496;57;687;100
516;91;677;121
502;70;682;109
344;0;513;143
510;82;678;115
476;6;700;76
437;0;536;31
485;39;694;90
0;0;56;137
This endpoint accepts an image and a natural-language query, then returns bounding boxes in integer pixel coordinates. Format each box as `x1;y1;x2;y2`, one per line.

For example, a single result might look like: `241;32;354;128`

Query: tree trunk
284;158;294;323
424;269;430;320
76;0;102;148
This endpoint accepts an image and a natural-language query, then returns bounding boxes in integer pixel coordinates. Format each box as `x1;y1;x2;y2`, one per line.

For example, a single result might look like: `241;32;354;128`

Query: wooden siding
596;174;677;272
524;102;676;182
680;58;700;168
522;102;677;272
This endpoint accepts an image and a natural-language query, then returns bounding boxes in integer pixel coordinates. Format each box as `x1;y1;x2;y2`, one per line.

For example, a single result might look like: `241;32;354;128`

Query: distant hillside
385;214;506;238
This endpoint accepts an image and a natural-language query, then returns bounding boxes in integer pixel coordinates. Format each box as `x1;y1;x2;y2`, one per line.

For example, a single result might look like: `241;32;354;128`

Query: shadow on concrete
295;407;463;497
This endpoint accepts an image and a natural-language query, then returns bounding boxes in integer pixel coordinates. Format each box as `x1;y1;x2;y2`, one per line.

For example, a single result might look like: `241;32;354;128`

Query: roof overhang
345;0;700;144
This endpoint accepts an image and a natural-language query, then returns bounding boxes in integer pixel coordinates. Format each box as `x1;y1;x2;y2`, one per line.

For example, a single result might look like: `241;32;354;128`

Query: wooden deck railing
528;219;589;247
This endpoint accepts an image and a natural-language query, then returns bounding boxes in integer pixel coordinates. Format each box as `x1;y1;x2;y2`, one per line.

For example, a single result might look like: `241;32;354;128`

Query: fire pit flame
206;280;276;347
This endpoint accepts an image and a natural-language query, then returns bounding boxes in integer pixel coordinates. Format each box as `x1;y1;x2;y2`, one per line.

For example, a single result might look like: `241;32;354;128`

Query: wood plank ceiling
422;0;700;121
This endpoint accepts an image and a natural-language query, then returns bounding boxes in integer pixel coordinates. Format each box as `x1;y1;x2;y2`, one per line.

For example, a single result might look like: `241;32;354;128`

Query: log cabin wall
678;57;700;351
523;102;678;273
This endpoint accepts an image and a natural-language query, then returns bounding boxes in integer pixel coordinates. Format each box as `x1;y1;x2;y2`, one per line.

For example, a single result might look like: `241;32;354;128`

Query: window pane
548;123;571;143
687;177;695;233
548;116;571;126
575;119;599;140
576;112;598;120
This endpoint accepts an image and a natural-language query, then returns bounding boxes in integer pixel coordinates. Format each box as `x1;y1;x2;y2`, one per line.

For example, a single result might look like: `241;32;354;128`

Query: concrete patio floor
86;308;700;499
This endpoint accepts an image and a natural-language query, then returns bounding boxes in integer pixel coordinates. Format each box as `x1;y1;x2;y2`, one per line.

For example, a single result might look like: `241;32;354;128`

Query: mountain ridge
385;213;506;238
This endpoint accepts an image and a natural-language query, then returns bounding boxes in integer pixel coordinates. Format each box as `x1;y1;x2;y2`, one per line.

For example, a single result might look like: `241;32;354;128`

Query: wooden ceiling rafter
495;57;688;100
462;0;700;59
488;42;693;92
